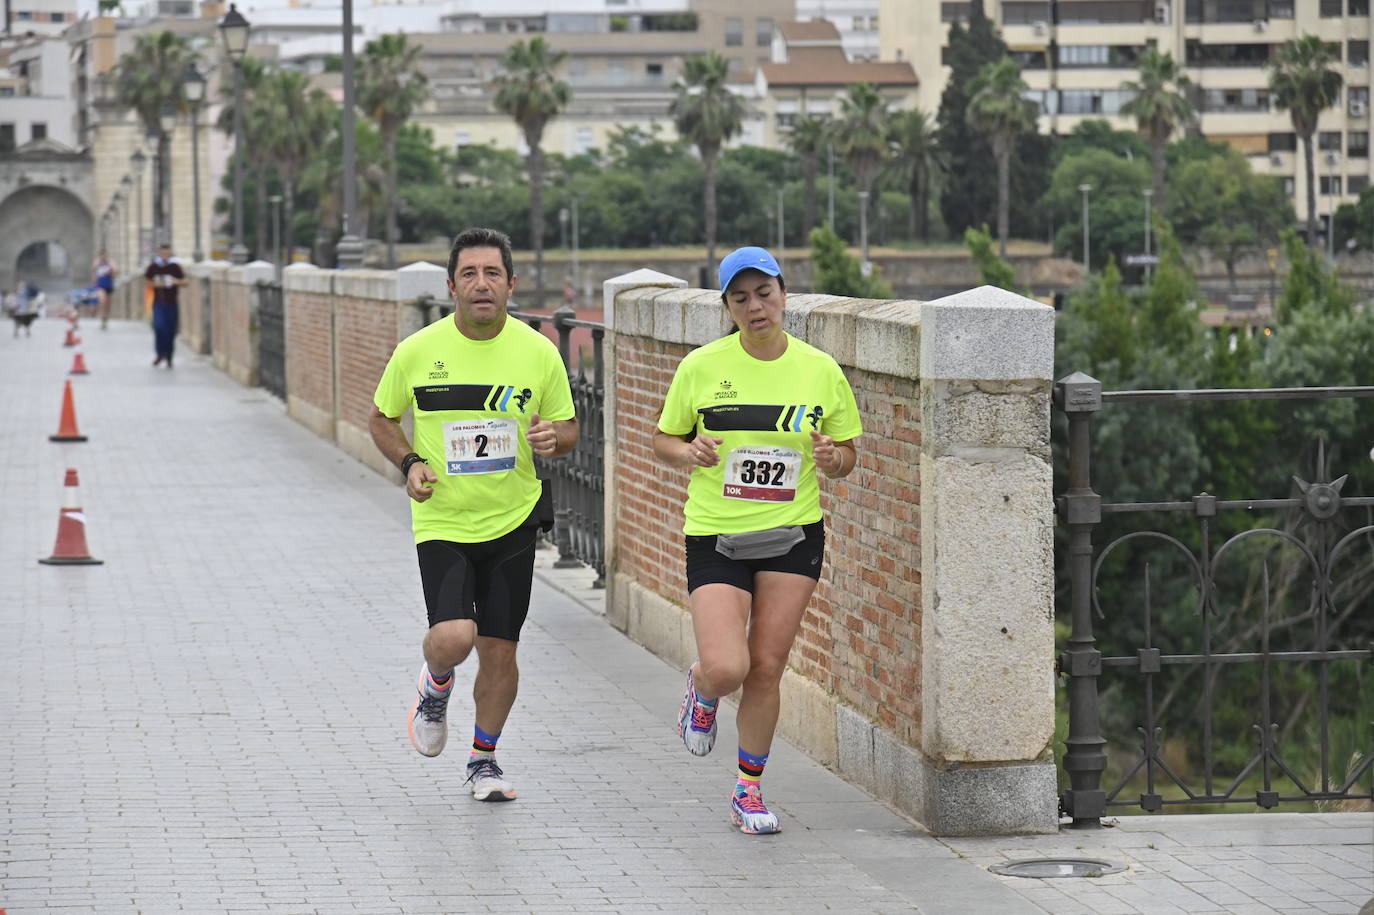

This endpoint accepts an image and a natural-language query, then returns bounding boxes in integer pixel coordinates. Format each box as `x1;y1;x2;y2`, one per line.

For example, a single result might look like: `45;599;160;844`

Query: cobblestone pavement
2;318;1371;915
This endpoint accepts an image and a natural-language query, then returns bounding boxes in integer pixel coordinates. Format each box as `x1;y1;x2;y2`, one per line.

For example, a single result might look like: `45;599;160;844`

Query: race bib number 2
722;446;801;502
444;419;518;475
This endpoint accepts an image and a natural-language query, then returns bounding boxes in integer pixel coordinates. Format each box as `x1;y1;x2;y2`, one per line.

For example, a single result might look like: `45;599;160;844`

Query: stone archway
0;184;94;298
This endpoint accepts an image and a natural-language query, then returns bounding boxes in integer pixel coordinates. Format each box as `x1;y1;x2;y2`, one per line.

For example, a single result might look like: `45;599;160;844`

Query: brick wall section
285;290;336;426
334;296;404;438
221;280;255;385
611;333;926;748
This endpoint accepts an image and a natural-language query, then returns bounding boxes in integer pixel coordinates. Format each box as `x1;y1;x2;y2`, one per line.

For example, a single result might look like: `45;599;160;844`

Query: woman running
93;250;117;329
653;245;862;835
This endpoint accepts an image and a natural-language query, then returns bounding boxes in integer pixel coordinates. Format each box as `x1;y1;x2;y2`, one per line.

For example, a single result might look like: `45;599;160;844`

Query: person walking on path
653;246;862;835
93;249;117;330
369;226;578;802
143;243;185;367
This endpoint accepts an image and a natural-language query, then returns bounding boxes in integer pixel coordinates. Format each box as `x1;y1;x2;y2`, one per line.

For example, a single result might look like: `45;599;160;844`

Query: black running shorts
416;518;539;640
684;520;825;594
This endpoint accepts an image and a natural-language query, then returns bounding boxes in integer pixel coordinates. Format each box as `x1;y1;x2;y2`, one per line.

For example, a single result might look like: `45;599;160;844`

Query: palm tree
889;109;942;241
216;56;271;257
1267;35;1344;247
1119;49;1194;215
670;51;745;273
264;70;335;264
967;58;1039;259
493;36;570;306
786;116;830;238
835;82;890;252
113;31;195;246
357;34;428;268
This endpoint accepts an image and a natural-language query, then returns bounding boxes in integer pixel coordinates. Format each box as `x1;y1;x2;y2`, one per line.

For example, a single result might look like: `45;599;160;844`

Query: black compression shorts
416;519;539;640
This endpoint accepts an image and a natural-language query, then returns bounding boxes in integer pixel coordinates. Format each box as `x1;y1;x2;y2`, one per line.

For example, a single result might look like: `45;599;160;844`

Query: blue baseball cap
718;246;782;292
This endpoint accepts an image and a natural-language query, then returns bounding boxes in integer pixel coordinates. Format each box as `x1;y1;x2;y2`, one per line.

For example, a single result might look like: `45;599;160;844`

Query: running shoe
466;756;517;801
676;664;717;756
407;666;451;757
730;782;781;835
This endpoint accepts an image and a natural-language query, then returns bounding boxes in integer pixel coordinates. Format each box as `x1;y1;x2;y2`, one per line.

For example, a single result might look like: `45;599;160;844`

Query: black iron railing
414;296;606;585
1055;374;1374;827
256;281;286;401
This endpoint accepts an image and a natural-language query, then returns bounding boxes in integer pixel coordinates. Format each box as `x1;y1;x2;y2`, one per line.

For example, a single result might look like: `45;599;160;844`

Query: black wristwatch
400;452;428;477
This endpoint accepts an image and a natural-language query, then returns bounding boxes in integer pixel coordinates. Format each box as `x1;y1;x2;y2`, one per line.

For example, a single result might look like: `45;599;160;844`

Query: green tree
113;30;195;245
935;0;1007;236
964;225;1016;290
1119;50;1194;214
890;108;941;241
671;51;745;273
809;224;892;298
263;70;335;259
1169;148;1292;290
967;57;1038;258
786;116;830;239
494;37;570;303
834;82;891;252
1267;35;1344;247
358;33;428;268
1042;147;1151;269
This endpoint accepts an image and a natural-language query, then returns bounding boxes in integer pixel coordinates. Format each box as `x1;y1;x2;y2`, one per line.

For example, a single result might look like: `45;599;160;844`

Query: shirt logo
513;387;533;413
429;360;448;380
806;405;824;430
715;379;737;400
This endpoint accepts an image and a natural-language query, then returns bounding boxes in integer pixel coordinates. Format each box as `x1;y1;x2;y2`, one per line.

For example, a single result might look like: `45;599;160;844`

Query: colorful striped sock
738;747;768;782
472;725;500;756
425;667;453;691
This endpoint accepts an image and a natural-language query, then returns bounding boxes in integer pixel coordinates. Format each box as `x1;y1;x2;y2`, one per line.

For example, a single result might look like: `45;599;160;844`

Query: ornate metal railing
256;280;286;402
1055;374;1374;827
414;296;606;586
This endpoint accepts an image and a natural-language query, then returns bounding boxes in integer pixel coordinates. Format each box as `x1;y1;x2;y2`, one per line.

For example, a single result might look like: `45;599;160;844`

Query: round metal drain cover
989;857;1126;878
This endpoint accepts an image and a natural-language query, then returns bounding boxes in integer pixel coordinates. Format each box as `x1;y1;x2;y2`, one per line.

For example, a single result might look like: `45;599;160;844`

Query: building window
31;122;46;141
1349;130;1369;156
0;87;12;97
1320;175;1343;194
1352;0;1369;14
941;2;971;23
1351;40;1370;66
1351;86;1370;113
1322;0;1343;15
575;126;594;154
646;61;663;78
1058;89;1132;114
50;11;64;21
1268;132;1297;152
725;17;742;46
756;17;773;46
1282;177;1296;195
1350;174;1370;193
0;123;14;152
454;130;471;148
569;57;587;76
1012;49;1049;70
1320;130;1343;151
15;10;31;19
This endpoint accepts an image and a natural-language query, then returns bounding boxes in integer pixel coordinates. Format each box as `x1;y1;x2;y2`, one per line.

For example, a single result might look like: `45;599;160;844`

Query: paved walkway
2;317;1371;914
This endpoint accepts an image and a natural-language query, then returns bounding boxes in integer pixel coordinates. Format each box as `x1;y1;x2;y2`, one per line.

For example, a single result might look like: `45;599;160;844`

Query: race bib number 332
722;446;801;502
444;418;518;475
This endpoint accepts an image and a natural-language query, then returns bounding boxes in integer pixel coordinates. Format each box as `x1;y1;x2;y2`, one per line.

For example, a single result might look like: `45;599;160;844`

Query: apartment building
0;33;75;149
881;0;1371;232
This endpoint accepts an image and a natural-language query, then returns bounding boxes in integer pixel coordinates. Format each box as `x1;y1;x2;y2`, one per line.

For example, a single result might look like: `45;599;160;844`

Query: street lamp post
858;189;870;272
131;149;147;266
184;62;207;262
827;141;835;228
269;194;282;279
119;175;132;270
1079;183;1093;272
1326;152;1340;264
335;0;364;268
219;3;251;266
1142;188;1154;284
158;105;177;247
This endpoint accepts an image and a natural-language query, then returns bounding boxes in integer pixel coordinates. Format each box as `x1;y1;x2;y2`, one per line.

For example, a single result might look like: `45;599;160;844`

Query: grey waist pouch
714;525;806;561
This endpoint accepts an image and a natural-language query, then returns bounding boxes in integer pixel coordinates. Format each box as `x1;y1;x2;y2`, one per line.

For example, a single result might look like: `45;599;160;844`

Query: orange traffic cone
49;379;87;442
38;468;103;565
63;327;80;347
69;351;89;375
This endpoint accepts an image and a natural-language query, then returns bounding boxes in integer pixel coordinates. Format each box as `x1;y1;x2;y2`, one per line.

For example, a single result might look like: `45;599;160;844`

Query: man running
369;227;578;801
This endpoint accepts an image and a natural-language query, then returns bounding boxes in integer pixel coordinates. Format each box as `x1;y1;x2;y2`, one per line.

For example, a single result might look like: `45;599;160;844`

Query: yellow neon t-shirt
658;332;862;536
374;315;575;544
